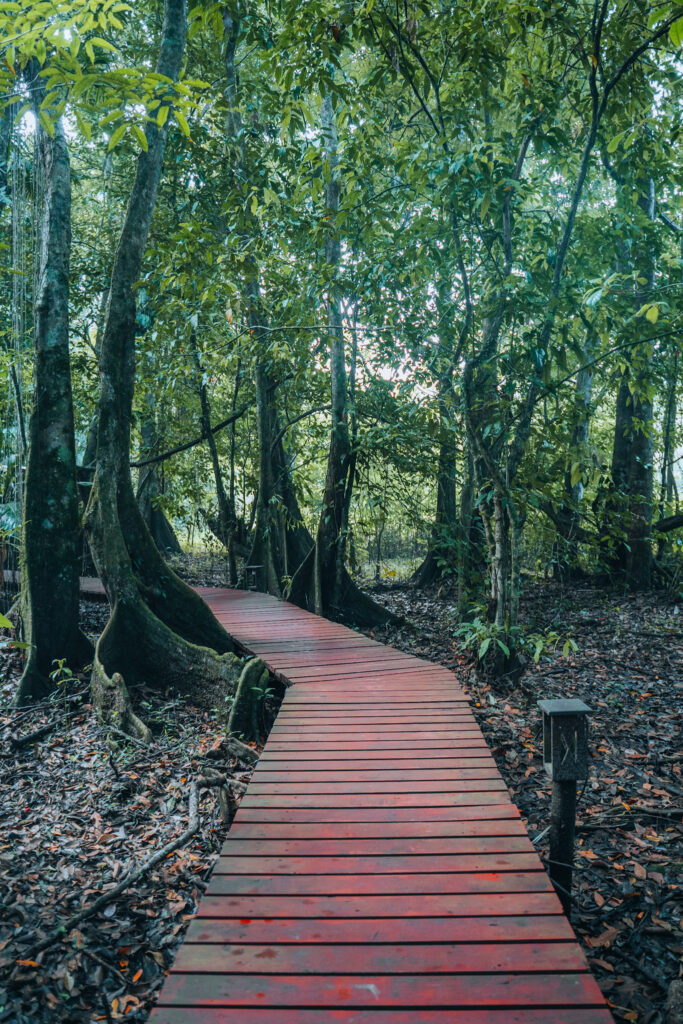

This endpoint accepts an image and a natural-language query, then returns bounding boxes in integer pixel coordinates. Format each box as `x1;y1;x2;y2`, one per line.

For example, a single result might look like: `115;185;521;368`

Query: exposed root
288;547;399;627
91;640;152;744
228;657;270;744
90;596;263;742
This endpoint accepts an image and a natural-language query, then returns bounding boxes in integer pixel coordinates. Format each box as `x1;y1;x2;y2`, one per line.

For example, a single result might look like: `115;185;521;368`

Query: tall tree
288;89;394;625
84;0;254;736
16;76;91;703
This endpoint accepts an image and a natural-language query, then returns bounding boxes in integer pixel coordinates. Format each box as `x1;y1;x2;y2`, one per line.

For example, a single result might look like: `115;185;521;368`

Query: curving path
139;588;610;1023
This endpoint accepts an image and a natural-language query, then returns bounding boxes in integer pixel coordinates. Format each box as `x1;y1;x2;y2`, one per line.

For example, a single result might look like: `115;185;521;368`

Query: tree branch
130;403;251;467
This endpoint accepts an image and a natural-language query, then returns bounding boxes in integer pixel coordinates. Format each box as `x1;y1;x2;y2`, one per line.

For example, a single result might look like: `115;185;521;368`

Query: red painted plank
275;712;474;721
266;733;488;744
252;768;499;782
184;914;575;944
240;792;510;808
171;941;588;975
150;1008;614;1024
219;837;534;858
281;697;469;705
256;759;496;771
270;724;481;735
156;971;605;1008
271;716;478;726
197;892;560;917
206;871;552;897
235;805;518;823
259;750;492;762
273;652;413;666
212;854;541;875
245;779;504;794
262;743;490;753
227;819;526;840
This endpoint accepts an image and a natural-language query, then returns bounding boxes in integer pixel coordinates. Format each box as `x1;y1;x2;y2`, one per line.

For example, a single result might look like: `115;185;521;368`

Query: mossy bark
84;0;257;735
16;97;92;704
227;658;270;745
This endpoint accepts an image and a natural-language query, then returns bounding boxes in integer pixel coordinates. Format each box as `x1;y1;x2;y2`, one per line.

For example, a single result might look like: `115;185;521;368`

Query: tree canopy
1;0;682;699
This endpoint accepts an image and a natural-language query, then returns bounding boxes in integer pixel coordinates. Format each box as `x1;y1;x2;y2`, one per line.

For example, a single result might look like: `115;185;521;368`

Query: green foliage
1;0;682;672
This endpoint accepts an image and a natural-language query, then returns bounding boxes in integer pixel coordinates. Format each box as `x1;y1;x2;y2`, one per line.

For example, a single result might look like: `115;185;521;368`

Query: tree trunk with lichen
84;0;256;737
16;91;92;705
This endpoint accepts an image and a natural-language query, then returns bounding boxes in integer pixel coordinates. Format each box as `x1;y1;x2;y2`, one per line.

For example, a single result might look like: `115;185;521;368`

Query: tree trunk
412;386;458;588
136;399;182;555
659;348;678;517
247;358;285;594
0;100;14;210
222;8;313;596
84;0;251;733
657;346;679;561
603;181;656;589
16;91;92;704
191;338;238;581
553;332;595;578
457;443;485;615
287;92;394;627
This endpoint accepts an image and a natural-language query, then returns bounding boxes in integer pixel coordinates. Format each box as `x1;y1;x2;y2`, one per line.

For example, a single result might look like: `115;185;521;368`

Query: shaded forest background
1;0;682;707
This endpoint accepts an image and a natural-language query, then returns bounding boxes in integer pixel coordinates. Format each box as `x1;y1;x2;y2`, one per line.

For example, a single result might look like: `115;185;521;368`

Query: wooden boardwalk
146;587;610;1023
2;571;609;1022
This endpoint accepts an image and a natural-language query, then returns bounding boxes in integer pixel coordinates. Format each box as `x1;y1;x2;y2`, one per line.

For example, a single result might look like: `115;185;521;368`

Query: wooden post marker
538;698;592;916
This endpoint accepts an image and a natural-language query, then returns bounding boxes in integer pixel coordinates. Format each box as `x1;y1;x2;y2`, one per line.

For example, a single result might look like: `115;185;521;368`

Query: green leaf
645;304;659;323
38;110;54;138
90;36;118;53
75;110;91;142
175;110;190;137
0;612;13;630
131;124;148;151
250;194;258;215
669;17;683;46
157;105;169;128
107;123;126;150
480;192;491;219
478;637;491;659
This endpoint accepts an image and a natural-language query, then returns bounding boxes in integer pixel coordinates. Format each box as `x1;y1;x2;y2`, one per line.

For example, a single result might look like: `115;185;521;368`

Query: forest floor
0;566;680;1023
0;596;263;1024
363;578;683;1024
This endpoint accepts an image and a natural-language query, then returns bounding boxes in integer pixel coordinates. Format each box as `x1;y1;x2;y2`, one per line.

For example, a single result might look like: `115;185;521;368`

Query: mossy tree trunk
16;87;92;704
84;0;252;732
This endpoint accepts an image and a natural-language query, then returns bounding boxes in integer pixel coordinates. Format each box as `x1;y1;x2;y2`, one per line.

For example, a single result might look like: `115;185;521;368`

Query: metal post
538;698;592;919
549;777;577;915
